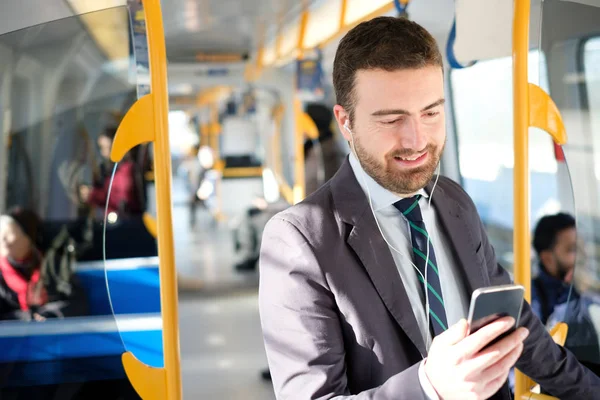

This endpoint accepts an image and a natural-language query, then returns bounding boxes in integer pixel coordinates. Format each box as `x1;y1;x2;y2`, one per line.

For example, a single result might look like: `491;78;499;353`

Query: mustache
387;144;436;159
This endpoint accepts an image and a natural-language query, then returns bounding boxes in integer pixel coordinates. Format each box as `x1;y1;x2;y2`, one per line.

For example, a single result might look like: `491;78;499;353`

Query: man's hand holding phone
424;317;529;400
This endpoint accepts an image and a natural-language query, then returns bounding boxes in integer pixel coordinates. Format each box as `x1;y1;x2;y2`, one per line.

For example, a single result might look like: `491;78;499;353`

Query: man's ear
333;105;351;141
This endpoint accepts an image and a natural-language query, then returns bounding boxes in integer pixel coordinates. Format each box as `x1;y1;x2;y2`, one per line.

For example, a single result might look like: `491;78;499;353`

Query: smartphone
467;284;525;341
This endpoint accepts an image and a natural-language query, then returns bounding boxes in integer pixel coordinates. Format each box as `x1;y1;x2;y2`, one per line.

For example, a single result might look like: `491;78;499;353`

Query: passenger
0;207;87;321
258;16;600;399
178;144;211;228
532;212;578;324
303;102;346;196
235;105;345;275
80;127;145;218
532;212;600;364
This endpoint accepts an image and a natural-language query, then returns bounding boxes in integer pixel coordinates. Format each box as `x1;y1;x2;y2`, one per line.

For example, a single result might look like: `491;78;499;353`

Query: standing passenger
259;16;600;399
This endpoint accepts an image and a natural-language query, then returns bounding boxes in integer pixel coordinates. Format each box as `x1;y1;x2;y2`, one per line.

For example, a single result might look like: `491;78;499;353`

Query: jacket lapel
427;181;487;294
347;214;428;356
331;159;427;356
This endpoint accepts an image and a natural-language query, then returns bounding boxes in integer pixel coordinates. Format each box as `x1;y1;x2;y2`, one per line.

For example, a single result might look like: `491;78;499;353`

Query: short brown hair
333;16;443;122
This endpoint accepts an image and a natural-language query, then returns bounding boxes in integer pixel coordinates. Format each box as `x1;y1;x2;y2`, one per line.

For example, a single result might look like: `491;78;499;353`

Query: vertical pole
512;0;531;397
143;0;182;398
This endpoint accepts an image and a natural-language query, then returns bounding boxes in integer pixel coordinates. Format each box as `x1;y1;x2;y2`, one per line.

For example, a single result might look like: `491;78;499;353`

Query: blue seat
0;314;164;387
74;258;161;316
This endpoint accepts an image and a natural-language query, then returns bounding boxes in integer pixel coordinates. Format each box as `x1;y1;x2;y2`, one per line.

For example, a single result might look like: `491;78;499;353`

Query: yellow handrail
111;0;182;398
259;1;396;73
293;97;307;203
513;0;532;397
145;0;182;396
513;0;567;399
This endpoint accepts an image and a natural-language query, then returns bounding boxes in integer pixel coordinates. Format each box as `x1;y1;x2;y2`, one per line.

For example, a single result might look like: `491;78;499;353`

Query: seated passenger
0;207;88;321
81;127;145;218
532;213;579;323
532;212;600;364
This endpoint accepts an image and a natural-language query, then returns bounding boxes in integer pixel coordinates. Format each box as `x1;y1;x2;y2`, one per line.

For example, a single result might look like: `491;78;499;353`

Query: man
532;213;578;324
532;213;600;365
258;16;600;399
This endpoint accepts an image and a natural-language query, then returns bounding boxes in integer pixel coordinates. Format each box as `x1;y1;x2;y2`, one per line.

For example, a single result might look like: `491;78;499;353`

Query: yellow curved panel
299;112;319;140
111;94;155;163
518;322;569;397
549;322;569;346
122;351;167;400
529;83;568;145
143;212;157;238
526;394;563;400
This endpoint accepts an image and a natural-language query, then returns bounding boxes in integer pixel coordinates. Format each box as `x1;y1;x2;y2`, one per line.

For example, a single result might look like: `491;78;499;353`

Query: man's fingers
454;317;516;358
433;319;469;347
481;342;524;385
462;328;528;378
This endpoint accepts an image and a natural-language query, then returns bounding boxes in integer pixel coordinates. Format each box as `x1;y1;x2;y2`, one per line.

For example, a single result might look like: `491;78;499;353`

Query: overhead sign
296;55;325;101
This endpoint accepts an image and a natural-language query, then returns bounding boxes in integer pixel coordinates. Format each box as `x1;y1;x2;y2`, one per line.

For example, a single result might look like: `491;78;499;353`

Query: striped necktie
394;195;448;336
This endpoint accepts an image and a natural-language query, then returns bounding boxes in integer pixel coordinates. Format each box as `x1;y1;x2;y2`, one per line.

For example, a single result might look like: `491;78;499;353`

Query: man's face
334;66;446;196
549;227;577;283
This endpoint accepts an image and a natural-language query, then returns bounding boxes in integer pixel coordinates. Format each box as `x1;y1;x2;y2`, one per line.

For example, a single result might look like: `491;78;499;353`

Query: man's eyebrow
421;98;445;111
370;98;445;117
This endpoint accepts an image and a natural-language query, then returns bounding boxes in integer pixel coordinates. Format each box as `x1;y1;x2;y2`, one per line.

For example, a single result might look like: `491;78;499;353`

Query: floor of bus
172;179;275;399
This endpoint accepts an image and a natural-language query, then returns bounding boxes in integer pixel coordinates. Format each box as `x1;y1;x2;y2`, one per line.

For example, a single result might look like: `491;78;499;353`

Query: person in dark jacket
303;103;346;196
531;212;600;364
532;213;578;324
0;207;88;321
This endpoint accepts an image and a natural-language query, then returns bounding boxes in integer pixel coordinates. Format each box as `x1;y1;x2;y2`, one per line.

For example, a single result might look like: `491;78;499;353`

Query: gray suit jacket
259;158;600;399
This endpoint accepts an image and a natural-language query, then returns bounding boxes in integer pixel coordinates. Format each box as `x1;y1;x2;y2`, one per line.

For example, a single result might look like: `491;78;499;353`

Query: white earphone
344;120;352;135
343;118;442;350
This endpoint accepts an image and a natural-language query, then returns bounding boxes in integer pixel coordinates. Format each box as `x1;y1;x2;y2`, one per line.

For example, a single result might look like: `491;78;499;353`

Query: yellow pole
297;10;309;59
293;97;306;203
339;0;348;30
143;0;182;398
513;0;531;397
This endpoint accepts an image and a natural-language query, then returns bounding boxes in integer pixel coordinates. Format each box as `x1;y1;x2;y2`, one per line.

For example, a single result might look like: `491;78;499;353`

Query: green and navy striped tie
394;195;448;336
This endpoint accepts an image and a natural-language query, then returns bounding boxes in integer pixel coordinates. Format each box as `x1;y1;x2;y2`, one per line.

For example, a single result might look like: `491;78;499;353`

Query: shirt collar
349;152;429;212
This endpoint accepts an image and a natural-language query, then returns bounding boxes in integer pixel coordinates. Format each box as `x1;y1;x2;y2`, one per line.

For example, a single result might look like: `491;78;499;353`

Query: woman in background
0;207;87;321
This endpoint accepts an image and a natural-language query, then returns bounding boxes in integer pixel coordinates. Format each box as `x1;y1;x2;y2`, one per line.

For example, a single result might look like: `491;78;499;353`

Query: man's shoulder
268;181;339;235
435;175;478;212
436;174;466;197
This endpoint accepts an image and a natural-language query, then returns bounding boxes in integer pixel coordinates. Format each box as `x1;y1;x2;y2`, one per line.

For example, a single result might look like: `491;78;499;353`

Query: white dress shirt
349;153;470;399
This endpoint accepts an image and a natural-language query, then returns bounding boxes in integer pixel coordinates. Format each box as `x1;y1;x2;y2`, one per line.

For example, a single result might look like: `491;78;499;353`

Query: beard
555;259;574;283
353;137;444;195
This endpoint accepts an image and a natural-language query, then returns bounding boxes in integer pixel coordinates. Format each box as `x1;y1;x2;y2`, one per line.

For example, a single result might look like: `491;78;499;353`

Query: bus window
450;50;557;273
584;37;600;183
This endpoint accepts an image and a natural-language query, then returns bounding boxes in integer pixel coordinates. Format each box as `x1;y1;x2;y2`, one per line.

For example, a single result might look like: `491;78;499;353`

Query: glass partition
99;4;162;373
0;7;152;397
536;0;600;379
451;50;557;275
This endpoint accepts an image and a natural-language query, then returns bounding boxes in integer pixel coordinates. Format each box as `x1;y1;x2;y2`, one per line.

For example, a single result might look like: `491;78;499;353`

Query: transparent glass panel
100;4;162;371
0;7;144;397
536;0;600;378
450;49;556;275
